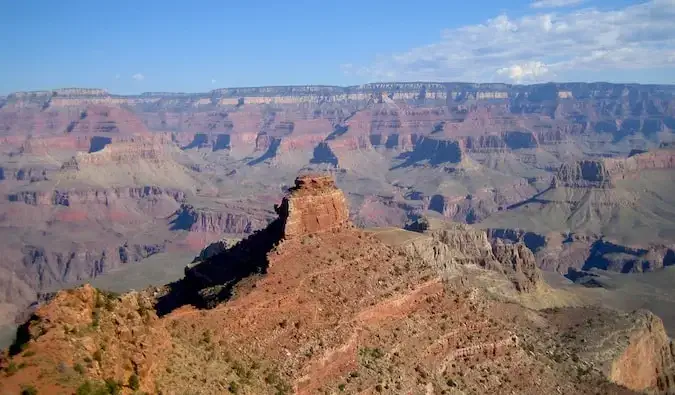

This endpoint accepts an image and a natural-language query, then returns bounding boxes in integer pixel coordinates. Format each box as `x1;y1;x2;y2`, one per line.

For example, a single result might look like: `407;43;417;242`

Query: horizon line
4;80;675;97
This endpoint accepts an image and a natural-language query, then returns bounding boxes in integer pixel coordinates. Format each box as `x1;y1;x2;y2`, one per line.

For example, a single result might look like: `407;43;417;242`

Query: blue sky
0;0;673;94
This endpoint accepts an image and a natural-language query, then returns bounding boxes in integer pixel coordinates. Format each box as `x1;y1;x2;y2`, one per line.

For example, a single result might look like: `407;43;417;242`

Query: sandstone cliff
544;307;675;394
554;147;675;188
62;140;169;168
275;174;351;239
169;203;272;234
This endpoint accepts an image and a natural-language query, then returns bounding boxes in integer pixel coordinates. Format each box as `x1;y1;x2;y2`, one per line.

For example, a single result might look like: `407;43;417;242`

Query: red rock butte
276;174;351;239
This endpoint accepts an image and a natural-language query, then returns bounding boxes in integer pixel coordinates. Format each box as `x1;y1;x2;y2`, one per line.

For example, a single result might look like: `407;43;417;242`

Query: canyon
0;82;674;350
1;174;674;394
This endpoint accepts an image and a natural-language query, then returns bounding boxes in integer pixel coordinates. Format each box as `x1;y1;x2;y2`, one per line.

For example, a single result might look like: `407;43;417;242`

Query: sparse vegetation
104;379;122;395
76;380;121;395
264;370;292;395
91;309;101;328
74;363;85;374
20;385;38;395
5;361;19;375
128;374;140;390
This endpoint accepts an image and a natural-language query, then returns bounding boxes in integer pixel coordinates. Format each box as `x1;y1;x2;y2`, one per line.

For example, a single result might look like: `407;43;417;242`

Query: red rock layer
276;174;351;239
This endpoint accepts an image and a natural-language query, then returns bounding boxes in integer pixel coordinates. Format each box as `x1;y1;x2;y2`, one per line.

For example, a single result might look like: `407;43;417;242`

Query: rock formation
554;147;675;188
275;174;351;239
169;203;272;234
2;173;675;394
403;217;543;293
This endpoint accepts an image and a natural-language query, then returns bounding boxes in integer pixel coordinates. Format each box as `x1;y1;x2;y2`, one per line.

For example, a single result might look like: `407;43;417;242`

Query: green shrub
93;349;103;362
91;309;101;328
128;374;140;390
5;362;18;375
228;381;239;394
104;378;122;395
74;363;85;374
20;385;38;395
75;381;110;395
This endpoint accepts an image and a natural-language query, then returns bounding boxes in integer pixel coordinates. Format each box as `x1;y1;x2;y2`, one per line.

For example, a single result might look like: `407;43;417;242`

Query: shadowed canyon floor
0;175;674;394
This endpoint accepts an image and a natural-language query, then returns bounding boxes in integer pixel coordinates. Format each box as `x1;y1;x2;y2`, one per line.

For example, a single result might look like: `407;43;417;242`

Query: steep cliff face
276;174;351;239
62;140;169;168
169;203;271;234
554;160;613;188
554;148;675;188
6;82;673;109
8;186;186;206
400;136;464;167
485;228;675;274
403;218;543;293
609;311;675;393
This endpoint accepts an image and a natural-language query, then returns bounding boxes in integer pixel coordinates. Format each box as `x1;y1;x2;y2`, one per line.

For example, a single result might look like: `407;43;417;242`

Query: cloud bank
345;0;675;83
132;73;145;81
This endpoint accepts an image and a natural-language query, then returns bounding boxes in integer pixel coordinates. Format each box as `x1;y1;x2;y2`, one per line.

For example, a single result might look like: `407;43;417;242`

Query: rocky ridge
554;147;675;188
0;174;674;394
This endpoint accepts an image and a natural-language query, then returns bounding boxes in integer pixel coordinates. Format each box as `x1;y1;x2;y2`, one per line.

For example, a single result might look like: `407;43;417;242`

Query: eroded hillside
1;82;674;337
1;175;673;395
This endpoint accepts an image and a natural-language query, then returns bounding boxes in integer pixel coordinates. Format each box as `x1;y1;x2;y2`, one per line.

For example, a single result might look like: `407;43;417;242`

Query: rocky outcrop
549;308;675;394
62;140;169;168
486;229;675;274
554;160;613;188
2;284;169;393
491;240;541;292
404;217;543;292
193;237;242;262
397;137;463;167
169;203;271;234
608;311;675;393
275;174;351;239
19;241;166;292
8;186;186;206
554;148;675;188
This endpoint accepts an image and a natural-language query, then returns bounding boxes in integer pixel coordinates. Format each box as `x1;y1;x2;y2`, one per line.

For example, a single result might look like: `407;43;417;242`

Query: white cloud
132;73;145;81
497;61;550;82
211;79;217;85
346;0;675;83
530;0;585;9
114;74;120;79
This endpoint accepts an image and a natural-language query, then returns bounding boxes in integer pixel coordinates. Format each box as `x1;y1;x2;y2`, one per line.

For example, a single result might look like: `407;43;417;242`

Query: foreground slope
1;175;674;395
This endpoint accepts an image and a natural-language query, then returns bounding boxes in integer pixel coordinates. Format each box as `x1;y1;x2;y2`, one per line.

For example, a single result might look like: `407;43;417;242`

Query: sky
0;0;673;94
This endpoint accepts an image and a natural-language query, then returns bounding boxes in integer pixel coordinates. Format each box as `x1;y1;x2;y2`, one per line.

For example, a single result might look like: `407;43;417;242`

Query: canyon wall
553;147;675;188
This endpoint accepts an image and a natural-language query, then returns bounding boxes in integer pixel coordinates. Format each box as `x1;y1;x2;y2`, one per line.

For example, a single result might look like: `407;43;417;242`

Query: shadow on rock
155;218;283;316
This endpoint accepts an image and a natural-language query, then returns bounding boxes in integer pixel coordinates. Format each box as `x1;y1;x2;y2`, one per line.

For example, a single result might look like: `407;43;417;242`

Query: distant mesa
553;146;675;188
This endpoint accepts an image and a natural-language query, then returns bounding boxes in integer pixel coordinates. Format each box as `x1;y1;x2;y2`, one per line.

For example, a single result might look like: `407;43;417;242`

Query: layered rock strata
275;174;351;239
554;148;675;188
